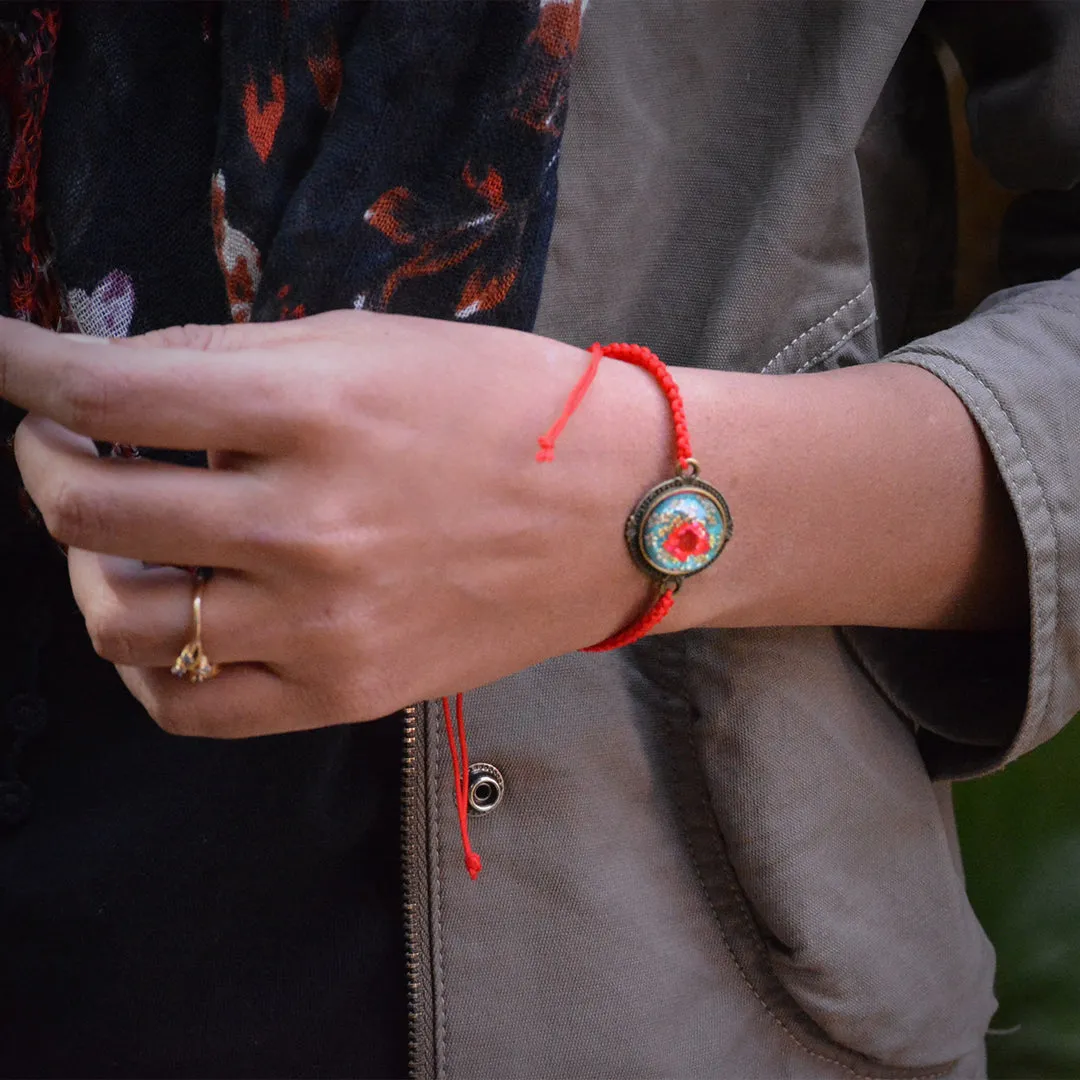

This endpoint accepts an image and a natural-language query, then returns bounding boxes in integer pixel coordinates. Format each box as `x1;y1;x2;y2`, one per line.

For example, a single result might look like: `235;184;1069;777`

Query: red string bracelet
537;342;733;650
445;341;732;880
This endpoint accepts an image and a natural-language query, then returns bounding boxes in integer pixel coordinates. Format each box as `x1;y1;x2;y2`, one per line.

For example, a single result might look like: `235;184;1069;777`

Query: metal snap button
467;763;504;814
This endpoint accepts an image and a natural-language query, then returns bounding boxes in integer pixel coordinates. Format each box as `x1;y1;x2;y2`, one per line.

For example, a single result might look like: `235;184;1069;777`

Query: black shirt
0;517;408;1077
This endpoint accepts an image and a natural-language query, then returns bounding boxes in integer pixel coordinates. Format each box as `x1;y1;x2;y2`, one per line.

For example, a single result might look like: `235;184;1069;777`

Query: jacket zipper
401;701;435;1079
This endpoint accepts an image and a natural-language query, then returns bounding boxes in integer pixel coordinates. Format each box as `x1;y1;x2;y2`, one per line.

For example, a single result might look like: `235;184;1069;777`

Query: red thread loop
443;693;482;879
535;342;604;462
537;343;694;470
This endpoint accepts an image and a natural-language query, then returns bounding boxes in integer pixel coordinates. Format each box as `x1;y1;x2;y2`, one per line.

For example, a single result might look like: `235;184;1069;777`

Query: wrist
549;346;674;644
534;341;736;647
653;361;1028;633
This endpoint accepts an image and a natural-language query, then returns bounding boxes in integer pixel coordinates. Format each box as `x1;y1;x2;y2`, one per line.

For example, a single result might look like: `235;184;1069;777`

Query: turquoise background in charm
641;490;727;575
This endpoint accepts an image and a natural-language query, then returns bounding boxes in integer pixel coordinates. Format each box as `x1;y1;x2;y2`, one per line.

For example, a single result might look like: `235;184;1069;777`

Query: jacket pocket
644;627;996;1074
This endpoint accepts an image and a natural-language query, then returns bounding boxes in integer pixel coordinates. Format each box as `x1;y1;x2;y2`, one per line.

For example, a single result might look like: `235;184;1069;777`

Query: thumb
113;321;257;353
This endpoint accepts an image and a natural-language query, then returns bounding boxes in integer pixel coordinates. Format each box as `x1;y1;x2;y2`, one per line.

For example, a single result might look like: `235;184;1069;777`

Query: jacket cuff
846;276;1080;778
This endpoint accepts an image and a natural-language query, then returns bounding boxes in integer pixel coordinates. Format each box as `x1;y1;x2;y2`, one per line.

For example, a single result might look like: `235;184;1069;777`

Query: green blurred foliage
956;715;1080;1078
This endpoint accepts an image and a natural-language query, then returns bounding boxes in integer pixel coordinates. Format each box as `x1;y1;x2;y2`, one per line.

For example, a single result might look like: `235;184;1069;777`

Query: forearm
593;358;1028;635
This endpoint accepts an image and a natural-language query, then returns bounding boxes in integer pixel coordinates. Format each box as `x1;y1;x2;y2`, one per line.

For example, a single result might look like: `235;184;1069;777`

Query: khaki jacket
406;3;1080;1077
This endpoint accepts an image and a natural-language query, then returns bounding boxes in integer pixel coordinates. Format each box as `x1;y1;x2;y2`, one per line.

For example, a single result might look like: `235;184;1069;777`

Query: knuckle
81;590;141;665
296;499;362;572
87;620;143;667
172;323;227;352
195;323;239;352
63;366;114;432
167;324;216;350
237;519;297;566
244;514;352;576
119;322;226;352
42;479;97;544
301;531;354;576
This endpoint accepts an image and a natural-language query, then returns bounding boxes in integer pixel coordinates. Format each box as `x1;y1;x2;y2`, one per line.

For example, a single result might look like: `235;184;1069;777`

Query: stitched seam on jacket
761;282;873;373
660;635;955;1080
895;344;1060;762
796;310;878;372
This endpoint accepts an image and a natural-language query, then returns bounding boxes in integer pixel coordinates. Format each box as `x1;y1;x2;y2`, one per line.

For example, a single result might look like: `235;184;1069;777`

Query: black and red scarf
0;0;581;340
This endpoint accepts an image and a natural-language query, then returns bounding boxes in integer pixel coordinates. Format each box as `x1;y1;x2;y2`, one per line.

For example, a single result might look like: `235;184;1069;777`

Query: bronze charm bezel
625;473;733;583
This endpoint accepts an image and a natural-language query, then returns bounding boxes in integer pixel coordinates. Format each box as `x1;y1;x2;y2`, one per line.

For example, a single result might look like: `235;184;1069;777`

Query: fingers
67;550;278;668
68;550;345;739
0;316;298;451
14;416;266;566
69;551;372;739
115;661;297;739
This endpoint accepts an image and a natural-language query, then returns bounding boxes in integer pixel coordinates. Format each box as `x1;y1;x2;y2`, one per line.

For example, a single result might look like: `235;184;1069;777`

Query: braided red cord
538;342;693;651
536;342;695;471
581;587;677;652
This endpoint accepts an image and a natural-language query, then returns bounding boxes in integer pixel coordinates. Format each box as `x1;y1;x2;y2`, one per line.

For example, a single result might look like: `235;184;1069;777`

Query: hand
4;312;671;736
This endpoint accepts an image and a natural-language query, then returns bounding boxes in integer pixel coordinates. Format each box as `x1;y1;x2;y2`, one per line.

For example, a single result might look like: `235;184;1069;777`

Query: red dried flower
662;520;711;561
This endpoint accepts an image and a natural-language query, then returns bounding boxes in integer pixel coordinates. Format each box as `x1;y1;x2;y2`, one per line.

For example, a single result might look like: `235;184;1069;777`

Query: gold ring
171;571;220;683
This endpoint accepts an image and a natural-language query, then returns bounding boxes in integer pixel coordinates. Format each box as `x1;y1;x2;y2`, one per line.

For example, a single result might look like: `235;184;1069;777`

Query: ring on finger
171;569;221;684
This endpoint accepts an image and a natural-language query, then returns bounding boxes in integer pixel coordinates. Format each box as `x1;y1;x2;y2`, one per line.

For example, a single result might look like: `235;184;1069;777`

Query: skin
1;310;1027;737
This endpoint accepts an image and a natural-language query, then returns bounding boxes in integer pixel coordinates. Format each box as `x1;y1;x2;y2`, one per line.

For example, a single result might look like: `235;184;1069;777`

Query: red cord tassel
443;693;482;880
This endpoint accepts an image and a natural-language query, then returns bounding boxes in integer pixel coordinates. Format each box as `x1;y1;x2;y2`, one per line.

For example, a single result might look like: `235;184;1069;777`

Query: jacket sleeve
844;1;1080;778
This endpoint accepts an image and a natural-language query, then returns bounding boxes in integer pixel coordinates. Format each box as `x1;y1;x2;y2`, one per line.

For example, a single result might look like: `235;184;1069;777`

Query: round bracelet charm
626;467;732;582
